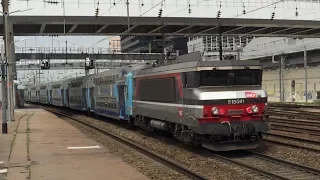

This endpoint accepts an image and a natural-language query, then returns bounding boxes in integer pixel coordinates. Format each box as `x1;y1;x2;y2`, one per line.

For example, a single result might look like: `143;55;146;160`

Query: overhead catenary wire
229;0;283;18
16;0;318;8
139;0;165;17
99;0;121;16
94;0;100;18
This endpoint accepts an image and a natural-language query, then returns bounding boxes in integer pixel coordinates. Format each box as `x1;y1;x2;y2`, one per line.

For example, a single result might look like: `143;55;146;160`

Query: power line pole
38;59;41;84
65;40;68;64
1;43;7;134
126;0;130;33
218;25;223;61
2;0;12;122
2;0;9;132
279;55;285;102
304;46;308;103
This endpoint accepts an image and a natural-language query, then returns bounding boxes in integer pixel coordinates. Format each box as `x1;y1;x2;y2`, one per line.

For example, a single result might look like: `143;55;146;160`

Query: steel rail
271;123;320;136
270;119;320;128
262;133;320;153
213;150;320;180
249;151;320;176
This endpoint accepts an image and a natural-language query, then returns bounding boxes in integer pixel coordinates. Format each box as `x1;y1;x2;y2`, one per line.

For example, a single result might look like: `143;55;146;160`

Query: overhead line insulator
158;9;163;18
44;0;59;5
217;10;221;19
271;12;275;20
95;8;100;18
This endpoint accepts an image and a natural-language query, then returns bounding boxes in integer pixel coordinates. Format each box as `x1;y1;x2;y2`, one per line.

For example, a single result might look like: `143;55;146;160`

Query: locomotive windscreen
200;69;262;86
139;77;176;103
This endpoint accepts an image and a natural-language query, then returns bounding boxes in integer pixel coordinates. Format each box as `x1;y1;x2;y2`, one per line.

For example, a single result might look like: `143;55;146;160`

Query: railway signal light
85;57;94;70
44;0;59;5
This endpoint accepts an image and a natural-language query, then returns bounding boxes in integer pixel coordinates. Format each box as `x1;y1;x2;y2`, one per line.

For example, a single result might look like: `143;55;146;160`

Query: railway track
44;106;320;180
268;111;317;120
213;151;320;180
45;108;207;180
267;108;320;120
271;123;320;136
268;104;320;109
262;132;320;153
270;118;320;128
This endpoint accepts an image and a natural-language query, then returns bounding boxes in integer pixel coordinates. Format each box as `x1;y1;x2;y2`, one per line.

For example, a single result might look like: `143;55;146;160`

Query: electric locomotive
24;52;269;151
132;52;269;151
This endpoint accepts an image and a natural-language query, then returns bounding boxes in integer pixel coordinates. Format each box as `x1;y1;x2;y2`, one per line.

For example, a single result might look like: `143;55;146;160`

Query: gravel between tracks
269;129;320;142
62;116;191;180
54;109;256;180
255;141;320;170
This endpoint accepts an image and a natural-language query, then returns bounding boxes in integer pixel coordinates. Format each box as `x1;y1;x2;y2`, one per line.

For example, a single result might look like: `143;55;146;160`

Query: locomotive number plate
228;99;245;104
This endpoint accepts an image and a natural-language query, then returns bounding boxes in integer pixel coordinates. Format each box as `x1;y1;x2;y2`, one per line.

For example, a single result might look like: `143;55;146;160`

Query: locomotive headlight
251;105;259;113
211;107;225;115
246;105;259;114
211;107;219;115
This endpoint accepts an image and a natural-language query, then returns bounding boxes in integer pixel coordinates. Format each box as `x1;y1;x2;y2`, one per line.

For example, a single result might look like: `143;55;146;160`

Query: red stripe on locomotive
199;103;266;124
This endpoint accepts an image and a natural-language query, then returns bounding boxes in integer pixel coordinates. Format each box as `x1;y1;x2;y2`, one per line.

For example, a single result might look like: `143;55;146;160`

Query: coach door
82;88;87;110
49;90;52;104
90;87;95;111
118;85;127;119
61;89;64;106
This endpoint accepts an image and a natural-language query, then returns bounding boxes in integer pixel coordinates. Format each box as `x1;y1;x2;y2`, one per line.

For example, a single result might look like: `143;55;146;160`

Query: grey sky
9;0;320;19
13;36;110;51
8;0;320;48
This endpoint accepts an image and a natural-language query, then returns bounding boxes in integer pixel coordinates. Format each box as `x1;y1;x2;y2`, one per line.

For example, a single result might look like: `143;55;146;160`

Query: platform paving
0;107;149;180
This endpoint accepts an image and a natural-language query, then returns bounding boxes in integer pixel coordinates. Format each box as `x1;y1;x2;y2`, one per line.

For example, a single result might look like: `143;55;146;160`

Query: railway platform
0;105;149;180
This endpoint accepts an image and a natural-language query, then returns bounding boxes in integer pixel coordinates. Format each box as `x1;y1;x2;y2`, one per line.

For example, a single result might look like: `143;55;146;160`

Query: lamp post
1;5;31;123
8;38;27;121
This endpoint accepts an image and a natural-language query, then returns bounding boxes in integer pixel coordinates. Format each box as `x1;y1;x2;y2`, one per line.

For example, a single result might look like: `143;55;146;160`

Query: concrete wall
263;66;320;103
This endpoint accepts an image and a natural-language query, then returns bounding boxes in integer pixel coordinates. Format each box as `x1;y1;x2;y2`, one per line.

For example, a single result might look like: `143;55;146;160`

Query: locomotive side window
200;69;262;86
139;77;176;103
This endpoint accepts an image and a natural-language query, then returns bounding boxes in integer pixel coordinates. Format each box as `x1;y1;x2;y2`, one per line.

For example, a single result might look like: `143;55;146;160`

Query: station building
242;37;320;103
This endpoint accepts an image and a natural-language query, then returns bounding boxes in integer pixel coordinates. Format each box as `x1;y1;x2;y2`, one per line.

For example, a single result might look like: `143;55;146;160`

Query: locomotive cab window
200;69;262;86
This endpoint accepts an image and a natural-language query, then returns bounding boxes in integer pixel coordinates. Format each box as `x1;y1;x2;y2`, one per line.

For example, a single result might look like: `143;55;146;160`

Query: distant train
24;52;270;151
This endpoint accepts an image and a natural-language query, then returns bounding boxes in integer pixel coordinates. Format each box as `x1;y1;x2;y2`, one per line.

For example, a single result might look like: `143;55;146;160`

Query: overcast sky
8;0;320;49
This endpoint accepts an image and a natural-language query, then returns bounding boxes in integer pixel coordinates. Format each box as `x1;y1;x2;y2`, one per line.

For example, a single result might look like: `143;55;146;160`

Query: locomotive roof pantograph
136;52;262;77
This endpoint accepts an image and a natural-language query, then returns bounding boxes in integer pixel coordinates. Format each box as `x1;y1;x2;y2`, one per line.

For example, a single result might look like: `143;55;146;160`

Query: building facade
187;36;253;60
242;37;320;103
109;36;121;53
120;36;163;53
